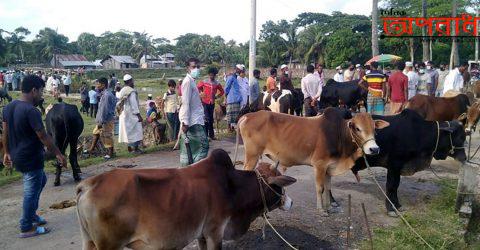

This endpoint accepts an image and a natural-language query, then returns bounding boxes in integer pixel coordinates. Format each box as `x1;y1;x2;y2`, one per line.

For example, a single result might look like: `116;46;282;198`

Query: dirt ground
0;137;463;250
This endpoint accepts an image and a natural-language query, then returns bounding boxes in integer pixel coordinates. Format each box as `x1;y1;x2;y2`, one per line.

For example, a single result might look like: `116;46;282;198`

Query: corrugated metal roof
93;60;103;66
55;54;89;62
109;55;137;64
60;61;96;67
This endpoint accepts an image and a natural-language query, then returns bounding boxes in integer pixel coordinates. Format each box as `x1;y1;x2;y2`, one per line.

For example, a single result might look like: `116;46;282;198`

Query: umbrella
365;54;402;65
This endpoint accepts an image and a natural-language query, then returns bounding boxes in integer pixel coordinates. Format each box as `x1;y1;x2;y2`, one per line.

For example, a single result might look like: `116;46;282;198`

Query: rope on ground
362;156;435;250
263;213;299;250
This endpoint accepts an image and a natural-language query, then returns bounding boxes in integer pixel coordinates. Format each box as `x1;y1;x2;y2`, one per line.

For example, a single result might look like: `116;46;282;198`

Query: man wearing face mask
3;75;67;238
426;61;439;97
436;64;449;97
417;63;431;95
344;63;356;81
179;58;208;166
333;66;344;82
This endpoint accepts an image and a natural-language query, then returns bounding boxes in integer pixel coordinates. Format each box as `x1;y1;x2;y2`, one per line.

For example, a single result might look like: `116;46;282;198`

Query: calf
45;101;84;186
236;108;389;215
76;149;296;250
405;94;470;123
351;109;466;216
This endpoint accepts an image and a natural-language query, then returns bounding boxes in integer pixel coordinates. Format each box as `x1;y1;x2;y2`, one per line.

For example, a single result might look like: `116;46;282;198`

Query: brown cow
405;94;470;123
76;149;296;250
465;101;480;134
235;108;389;215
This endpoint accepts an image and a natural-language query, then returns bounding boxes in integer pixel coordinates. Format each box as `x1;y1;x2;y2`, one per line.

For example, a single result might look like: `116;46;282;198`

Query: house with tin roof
101;55;139;69
50;54;96;69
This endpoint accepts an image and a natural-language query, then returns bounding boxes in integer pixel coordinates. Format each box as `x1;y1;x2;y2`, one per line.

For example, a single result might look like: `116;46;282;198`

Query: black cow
351;109;466;216
320;79;368;111
0;88;12;104
45;101;84;186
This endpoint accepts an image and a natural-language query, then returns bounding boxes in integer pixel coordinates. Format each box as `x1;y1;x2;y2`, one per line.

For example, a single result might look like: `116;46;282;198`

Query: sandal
19;226;50;238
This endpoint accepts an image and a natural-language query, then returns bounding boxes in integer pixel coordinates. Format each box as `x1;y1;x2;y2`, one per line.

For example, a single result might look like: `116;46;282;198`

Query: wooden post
456;162;480;239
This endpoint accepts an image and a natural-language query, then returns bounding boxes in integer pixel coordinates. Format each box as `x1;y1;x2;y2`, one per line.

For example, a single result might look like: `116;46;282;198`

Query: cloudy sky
0;0;372;43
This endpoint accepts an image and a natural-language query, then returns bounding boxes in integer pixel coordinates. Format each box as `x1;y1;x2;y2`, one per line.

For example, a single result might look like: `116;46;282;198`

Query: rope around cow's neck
254;170;299;250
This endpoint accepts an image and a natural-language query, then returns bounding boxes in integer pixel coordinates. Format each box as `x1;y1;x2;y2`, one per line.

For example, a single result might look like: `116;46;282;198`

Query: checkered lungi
226;102;241;125
367;93;385;115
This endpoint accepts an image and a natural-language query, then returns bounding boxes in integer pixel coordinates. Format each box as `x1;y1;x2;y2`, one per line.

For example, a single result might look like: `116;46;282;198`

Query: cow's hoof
53;181;61;187
328;206;343;214
331;201;340;207
396;206;406;212
387;211;398;217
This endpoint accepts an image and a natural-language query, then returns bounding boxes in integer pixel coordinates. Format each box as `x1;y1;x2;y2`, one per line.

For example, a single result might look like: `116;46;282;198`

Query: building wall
102;58;121;69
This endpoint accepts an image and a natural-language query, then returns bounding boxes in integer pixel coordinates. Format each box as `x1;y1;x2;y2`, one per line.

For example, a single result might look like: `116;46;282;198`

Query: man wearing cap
237;65;250;109
344;63;356;81
354;64;365;80
279;64;294;91
333;66;344;82
86;77;116;159
118;74;144;154
179;58;208;166
405;61;419;99
443;62;468;95
224;65;243;132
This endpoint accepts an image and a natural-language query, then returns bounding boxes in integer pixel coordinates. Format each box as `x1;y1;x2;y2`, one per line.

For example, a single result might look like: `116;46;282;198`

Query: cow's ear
440;126;455;133
347;121;355;129
267;176;297;187
374;120;390;129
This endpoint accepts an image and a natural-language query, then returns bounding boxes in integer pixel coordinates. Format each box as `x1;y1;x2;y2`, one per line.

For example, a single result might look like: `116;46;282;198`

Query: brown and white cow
76;149;296;250
465;101;480;134
235;108;389;215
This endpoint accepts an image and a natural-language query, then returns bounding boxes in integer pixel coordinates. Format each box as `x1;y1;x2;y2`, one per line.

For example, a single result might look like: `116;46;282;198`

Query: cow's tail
233;116;246;165
75;180;95;247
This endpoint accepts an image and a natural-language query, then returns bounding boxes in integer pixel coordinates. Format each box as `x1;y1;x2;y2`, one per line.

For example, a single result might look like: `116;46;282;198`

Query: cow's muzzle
362;139;380;155
280;194;293;211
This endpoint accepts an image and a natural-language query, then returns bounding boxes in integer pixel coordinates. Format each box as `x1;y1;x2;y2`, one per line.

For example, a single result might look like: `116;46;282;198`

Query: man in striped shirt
361;62;387;115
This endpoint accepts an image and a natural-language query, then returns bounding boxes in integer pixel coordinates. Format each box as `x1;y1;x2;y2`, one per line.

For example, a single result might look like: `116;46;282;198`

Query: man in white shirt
343;63;356;81
443;62;468;95
179;58;208;166
333;66;344;82
118;74;144;154
301;65;322;116
62;72;72;96
405;61;419;100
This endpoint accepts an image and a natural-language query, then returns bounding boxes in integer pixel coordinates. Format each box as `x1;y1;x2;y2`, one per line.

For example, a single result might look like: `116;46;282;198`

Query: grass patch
361;179;480;250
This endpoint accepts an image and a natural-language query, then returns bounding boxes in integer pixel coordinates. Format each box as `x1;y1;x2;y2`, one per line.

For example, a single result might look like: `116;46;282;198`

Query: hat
148;94;152;97
280;64;288;70
336;66;342;70
123;74;132;81
355;64;361;68
405;61;413;67
178;78;183;82
236;64;245;70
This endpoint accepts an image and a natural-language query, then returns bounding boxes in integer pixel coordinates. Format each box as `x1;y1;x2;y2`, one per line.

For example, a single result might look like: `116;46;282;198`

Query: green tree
34;28;69;62
77;32;100;60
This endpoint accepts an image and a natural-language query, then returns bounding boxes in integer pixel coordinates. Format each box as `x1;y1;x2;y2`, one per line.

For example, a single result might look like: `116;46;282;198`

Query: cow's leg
386;169;402;217
313;164;329;216
70;137;82;182
243;146;261;171
329;190;339;207
54;134;67;186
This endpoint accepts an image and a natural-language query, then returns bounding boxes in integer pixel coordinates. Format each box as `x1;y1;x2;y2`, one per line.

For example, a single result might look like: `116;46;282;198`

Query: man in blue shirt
85;77;117;159
224;65;243;132
3;75;67;238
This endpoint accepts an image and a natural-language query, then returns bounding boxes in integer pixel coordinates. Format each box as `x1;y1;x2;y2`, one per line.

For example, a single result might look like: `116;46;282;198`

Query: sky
0;0;372;44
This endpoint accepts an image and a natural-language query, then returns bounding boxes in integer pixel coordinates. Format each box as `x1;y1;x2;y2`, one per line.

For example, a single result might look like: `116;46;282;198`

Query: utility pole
248;0;256;105
476;7;479;63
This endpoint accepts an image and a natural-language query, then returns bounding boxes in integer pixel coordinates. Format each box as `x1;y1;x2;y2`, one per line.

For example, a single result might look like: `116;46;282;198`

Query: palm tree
371;0;379;56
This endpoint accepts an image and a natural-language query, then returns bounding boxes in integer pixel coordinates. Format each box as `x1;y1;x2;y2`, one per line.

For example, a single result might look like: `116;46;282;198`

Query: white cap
336;66;342;70
178;78;183;82
405;61;413;67
236;64;245;70
280;64;288;70
123;74;132;81
355;64;361;68
148;94;152;97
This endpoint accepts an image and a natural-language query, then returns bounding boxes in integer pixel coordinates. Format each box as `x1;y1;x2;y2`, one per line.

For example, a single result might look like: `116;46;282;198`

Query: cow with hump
236;108;389;215
76;149;296;250
351;109;467;217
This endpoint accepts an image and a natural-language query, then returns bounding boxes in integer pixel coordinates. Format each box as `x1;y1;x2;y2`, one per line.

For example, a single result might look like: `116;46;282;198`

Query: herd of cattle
71;78;480;249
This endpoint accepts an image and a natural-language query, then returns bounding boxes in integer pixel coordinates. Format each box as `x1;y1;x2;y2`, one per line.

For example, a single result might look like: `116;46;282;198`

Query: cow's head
348;113;389;155
464;102;480;135
257;162;296;211
434;121;467;163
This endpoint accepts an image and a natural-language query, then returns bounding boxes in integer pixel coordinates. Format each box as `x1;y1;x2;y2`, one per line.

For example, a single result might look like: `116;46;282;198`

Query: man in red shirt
197;67;224;140
387;61;408;114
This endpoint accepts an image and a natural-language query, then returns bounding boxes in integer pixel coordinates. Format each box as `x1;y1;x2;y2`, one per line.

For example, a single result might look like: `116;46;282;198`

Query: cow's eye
356;127;361;132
